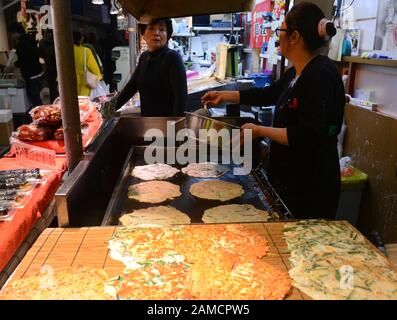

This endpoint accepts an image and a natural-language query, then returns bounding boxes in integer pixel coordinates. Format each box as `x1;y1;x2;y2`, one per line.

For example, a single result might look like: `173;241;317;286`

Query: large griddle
102;146;293;226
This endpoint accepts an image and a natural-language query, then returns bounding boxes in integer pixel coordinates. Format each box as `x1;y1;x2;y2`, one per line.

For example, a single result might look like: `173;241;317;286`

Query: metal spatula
193;101;211;117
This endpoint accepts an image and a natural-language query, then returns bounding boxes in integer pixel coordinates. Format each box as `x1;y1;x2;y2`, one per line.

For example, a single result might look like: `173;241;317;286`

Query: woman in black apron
202;2;345;219
115;19;187;117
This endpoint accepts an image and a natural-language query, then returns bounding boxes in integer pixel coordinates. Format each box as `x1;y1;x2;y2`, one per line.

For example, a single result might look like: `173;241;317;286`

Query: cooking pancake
128;181;181;203
189;180;244;202
131;163;180;181
120;206;191;227
187;252;291;300
202;204;270;223
0;267;112;300
181;162;229;178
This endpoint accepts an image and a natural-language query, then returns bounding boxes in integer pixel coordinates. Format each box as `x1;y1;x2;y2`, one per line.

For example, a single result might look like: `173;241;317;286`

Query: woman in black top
202;2;345;219
116;19;187;116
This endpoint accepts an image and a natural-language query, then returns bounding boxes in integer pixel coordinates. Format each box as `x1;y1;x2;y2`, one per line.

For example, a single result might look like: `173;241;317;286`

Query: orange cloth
16;109;102;154
0;158;67;272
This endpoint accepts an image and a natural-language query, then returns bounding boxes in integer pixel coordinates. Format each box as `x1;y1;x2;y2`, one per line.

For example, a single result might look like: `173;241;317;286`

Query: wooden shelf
193;27;243;32
173;33;195;37
341;56;397;68
338;56;397;96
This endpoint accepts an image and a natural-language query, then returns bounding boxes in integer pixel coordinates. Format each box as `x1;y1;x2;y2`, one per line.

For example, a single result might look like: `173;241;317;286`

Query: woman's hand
241;124;289;146
241;123;260;140
201;91;240;107
238;123;260;148
201;91;223;107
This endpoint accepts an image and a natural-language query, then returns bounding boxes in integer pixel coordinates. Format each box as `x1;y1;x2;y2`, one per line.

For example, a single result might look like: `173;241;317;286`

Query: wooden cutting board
4;223;309;300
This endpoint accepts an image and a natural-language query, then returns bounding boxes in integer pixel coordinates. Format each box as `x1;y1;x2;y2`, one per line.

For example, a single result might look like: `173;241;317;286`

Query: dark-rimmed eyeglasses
275;28;289;36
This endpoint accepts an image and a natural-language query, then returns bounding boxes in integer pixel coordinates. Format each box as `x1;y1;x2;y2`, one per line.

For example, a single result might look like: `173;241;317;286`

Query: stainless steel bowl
183;112;240;149
184;112;240;133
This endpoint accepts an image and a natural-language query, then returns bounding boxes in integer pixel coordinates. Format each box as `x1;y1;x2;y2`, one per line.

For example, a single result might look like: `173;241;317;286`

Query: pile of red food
16;104;89;142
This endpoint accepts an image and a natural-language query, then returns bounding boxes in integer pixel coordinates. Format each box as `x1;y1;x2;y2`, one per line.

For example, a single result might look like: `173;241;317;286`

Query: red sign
21;0;27;18
250;0;271;49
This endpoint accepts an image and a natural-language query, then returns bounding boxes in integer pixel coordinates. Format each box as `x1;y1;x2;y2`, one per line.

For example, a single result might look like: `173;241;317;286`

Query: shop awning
118;0;254;21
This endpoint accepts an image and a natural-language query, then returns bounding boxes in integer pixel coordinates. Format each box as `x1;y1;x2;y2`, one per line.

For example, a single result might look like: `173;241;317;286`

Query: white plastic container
0;87;30;113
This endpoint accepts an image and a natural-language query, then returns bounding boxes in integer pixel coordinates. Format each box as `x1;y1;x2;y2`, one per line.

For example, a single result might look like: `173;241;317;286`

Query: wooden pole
51;0;83;172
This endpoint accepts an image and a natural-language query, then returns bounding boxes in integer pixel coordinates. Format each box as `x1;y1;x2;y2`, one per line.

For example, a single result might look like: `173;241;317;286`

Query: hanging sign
20;0;27;27
249;0;271;49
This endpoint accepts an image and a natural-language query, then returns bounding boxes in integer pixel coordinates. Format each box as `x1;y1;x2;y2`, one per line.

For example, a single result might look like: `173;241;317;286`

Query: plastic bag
16;124;53;142
340;156;355;177
90;81;107;100
30;105;62;126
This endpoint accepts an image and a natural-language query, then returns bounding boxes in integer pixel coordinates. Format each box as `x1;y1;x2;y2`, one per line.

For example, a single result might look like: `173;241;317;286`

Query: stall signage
250;0;271;49
20;0;27;27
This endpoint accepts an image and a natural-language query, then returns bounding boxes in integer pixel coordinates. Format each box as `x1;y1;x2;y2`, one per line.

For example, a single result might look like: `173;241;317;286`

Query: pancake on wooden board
108;225;269;268
0;267;112;300
187;252;291;300
105;262;192;300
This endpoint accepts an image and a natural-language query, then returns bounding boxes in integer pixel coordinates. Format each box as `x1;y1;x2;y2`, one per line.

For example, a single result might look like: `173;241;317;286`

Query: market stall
1;0;397;301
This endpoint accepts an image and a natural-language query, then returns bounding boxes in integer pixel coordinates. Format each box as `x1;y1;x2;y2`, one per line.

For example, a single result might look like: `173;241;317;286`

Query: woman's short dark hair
73;31;83;45
286;2;336;52
139;19;173;41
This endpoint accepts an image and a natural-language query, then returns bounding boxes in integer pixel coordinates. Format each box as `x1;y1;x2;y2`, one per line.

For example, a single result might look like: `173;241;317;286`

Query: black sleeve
168;52;187;116
116;55;143;109
239;79;282;106
287;70;339;149
239;68;294;106
16;38;38;67
38;40;45;59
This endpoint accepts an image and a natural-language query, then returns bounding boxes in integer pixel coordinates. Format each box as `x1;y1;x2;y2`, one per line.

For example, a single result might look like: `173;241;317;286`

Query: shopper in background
202;2;345;219
84;32;104;75
114;18;187;116
73;31;102;97
39;29;59;103
99;27;122;93
7;22;44;108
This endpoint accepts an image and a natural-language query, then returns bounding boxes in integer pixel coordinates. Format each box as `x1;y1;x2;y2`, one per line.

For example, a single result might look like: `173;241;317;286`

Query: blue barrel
249;72;273;88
